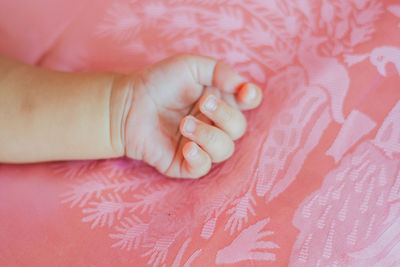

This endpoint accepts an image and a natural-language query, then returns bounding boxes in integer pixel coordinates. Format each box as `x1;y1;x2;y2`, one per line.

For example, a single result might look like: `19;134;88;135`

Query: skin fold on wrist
109;74;134;157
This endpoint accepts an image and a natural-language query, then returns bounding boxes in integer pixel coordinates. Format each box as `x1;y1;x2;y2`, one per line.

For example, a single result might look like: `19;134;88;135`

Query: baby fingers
180;115;234;163
199;94;247;140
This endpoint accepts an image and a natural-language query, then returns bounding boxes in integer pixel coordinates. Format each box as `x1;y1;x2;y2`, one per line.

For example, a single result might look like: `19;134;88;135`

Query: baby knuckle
199;158;212;177
227;139;235;157
190;155;211;179
231;128;244;141
214;139;235;162
205;129;220;145
232;120;247;140
219;106;234;124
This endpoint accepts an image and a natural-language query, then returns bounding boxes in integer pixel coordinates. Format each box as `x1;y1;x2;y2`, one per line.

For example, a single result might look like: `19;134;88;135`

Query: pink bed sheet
1;0;400;266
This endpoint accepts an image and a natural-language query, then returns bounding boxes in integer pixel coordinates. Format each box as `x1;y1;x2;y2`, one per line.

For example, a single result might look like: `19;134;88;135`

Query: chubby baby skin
0;54;262;179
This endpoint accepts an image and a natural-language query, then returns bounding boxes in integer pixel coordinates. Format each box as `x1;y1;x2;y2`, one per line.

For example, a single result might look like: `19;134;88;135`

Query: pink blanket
1;0;400;266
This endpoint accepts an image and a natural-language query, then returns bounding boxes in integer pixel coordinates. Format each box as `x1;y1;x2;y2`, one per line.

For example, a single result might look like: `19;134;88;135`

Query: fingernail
240;84;257;103
203;95;218;112
245;84;257;101
183;116;196;133
185;144;198;159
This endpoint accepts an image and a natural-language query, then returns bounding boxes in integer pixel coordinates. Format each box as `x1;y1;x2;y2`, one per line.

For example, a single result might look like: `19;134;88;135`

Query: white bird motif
344;46;400;76
370;46;400;76
298;35;350;123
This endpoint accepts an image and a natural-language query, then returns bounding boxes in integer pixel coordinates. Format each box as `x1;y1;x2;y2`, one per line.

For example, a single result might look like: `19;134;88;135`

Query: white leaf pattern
216;218;279;264
52;1;392;266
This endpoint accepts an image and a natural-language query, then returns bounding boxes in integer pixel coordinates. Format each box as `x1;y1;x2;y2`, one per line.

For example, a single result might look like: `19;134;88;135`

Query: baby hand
124;54;262;178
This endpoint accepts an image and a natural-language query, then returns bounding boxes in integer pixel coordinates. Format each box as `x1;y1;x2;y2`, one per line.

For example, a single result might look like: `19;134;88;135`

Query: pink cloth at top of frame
1;0;400;266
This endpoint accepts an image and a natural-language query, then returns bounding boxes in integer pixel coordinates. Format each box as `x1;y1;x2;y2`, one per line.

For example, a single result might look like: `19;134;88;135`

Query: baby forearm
0;56;132;163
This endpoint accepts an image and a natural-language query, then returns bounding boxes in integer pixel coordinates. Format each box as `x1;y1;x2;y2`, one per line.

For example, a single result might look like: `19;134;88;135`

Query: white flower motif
142;2;167;18
96;2;141;41
223;48;250;64
170;14;197;29
205;7;244;31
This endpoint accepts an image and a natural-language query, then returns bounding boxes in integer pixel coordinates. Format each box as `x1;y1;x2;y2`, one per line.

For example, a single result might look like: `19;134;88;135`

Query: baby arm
0;55;131;162
0;54;262;178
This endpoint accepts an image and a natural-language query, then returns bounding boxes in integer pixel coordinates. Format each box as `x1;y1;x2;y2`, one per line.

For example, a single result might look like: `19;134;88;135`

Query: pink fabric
1;0;400;266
